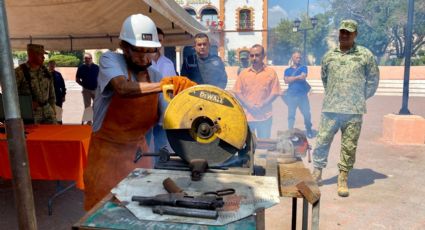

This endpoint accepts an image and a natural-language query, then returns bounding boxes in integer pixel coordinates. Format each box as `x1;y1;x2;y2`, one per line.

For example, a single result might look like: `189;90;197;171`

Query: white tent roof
6;0;209;50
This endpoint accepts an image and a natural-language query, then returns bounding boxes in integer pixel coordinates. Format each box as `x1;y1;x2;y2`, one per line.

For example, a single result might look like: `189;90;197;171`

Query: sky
268;0;327;28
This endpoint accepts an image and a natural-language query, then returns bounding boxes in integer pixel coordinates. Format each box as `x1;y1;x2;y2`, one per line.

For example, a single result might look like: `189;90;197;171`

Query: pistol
131;193;224;210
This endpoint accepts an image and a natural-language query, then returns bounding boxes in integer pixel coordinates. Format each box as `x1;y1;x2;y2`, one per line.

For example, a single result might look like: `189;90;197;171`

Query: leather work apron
83;72;158;211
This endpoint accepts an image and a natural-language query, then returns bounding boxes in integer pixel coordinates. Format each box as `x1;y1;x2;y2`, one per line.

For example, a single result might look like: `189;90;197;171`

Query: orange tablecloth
0;125;91;189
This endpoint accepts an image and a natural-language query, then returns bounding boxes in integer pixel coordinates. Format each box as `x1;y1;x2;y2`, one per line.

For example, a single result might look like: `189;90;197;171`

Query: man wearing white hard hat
83;14;196;210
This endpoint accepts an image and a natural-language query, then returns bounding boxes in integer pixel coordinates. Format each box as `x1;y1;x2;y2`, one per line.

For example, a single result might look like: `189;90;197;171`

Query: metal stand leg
302;198;308;230
291;197;297;230
48;181;76;215
312;199;320;230
255;208;265;230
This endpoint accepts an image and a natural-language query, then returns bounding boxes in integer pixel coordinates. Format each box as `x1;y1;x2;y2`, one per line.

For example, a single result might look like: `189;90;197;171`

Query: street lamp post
399;0;414;115
292;16;318;65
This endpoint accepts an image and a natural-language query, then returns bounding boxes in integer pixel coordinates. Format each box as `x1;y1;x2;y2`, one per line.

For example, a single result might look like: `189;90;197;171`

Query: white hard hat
119;14;161;48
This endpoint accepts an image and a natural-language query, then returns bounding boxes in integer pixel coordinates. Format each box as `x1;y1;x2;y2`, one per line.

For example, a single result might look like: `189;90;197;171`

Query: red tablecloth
0;125;91;189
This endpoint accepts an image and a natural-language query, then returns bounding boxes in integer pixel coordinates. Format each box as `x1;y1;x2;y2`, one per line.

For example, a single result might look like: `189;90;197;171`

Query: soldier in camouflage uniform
311;20;379;197
15;44;57;124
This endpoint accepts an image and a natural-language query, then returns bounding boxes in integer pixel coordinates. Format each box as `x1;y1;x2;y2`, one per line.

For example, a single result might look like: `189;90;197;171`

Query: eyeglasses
84;57;92;60
249;53;262;57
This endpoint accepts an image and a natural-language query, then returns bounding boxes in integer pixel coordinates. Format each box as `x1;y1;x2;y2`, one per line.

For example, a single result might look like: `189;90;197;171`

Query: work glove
160;76;197;96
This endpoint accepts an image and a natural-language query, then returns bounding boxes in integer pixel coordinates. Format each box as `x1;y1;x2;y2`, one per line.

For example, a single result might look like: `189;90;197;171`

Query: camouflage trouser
34;104;57;124
313;112;363;172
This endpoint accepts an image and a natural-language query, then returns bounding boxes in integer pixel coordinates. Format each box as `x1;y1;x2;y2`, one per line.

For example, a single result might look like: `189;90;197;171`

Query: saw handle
162;84;174;102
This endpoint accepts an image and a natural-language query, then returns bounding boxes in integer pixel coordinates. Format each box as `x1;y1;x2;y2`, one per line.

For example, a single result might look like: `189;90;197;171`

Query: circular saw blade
163;85;248;150
163;85;249;166
166;129;238;166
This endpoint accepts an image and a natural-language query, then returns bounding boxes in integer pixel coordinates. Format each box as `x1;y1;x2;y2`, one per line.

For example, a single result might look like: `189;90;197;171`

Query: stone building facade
175;0;268;66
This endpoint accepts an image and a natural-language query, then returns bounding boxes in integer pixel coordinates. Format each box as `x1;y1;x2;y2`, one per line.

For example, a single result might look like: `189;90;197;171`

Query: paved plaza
1;85;424;229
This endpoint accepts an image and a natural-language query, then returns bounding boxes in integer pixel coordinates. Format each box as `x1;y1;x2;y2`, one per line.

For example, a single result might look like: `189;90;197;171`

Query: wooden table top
278;160;321;200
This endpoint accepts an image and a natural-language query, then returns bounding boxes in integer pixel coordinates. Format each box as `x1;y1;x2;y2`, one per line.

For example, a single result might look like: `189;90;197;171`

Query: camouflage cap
27;44;48;54
239;52;249;59
339;19;358;32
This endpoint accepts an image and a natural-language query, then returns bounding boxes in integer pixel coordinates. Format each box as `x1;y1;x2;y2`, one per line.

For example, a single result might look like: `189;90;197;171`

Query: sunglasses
249;53;262;57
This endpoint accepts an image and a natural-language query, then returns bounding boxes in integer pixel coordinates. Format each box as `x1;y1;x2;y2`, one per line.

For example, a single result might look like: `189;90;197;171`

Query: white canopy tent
5;0;209;51
0;1;210;228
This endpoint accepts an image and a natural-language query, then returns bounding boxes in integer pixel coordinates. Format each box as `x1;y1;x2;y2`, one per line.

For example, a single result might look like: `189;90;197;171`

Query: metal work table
73;168;280;229
278;160;321;230
72;193;259;230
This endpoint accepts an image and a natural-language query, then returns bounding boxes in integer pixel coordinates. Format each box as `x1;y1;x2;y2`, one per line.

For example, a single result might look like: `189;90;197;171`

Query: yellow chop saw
154;85;256;178
139;84;309;180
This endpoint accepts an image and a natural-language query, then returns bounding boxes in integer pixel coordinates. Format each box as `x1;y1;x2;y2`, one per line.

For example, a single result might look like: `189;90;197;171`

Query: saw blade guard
163;85;249;165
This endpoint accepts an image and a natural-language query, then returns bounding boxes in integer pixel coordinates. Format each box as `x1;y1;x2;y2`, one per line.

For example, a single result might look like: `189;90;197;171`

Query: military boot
311;167;322;186
337;170;349;197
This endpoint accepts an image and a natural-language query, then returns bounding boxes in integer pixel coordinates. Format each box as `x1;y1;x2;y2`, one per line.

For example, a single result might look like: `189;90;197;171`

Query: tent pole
0;1;37;229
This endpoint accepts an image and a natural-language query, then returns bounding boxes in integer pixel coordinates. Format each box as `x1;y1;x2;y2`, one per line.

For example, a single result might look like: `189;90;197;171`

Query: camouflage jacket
321;44;380;114
15;63;56;106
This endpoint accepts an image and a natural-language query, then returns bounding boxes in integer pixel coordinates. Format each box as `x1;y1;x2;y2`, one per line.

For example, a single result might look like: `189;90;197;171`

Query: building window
200;8;218;28
239;9;252;30
185;8;197;20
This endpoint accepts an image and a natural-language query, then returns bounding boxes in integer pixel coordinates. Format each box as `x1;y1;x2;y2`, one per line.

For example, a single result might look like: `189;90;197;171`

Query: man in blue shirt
48;60;66;124
283;51;313;138
83;14;196;210
76;53;99;109
180;33;227;89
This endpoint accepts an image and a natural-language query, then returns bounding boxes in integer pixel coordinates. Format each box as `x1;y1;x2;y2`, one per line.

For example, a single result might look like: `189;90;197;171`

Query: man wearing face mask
83;14;196;210
180;33;227;89
311;19;379;197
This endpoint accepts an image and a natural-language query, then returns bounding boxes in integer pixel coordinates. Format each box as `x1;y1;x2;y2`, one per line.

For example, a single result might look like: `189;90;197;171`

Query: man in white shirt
148;27;177;153
151;28;176;78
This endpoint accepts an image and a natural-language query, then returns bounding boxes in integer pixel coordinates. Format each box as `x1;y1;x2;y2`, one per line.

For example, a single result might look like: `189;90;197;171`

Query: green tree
12;51;27;63
47;50;84;65
60;50;84;65
47;54;80;67
94;50;103;64
323;0;425;63
227;50;237;66
268;13;330;65
391;0;425;58
269;20;299;65
307;13;331;65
